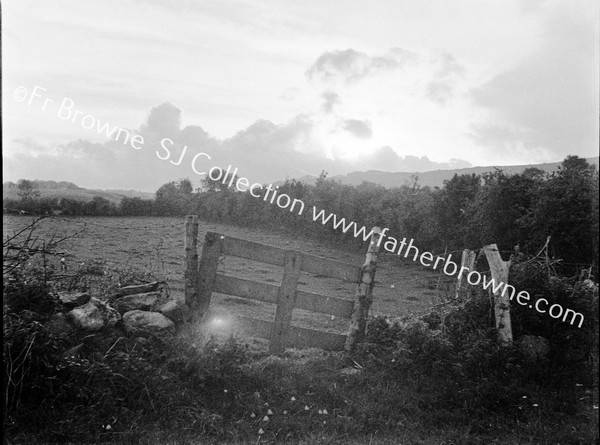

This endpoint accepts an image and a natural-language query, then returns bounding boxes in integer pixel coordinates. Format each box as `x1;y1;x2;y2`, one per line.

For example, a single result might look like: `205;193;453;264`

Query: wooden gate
184;216;381;353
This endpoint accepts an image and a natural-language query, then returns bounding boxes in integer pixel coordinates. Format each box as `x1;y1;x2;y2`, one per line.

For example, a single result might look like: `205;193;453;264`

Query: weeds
3;222;598;444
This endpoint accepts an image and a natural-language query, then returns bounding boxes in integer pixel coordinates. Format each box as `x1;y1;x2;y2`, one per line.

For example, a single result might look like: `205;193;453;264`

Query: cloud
321;90;341;113
140;102;182;139
359;146;471;172
469;2;598;158
426;81;454;104
435;52;465;78
306;48;416;82
4;102;470;191
342;119;372;139
425;52;465;104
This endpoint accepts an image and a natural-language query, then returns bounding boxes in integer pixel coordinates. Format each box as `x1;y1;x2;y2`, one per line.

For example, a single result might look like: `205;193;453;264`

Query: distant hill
294;156;600;189
3;180;155;204
5;156;598;201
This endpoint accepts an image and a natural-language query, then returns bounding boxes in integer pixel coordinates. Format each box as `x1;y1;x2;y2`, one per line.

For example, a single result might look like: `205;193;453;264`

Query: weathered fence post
345;227;382;352
456;249;476;299
483;243;513;345
184;215;199;317
193;231;223;323
269;250;303;354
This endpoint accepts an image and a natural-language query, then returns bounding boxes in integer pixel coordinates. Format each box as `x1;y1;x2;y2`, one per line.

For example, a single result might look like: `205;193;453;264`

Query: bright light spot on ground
212;318;226;327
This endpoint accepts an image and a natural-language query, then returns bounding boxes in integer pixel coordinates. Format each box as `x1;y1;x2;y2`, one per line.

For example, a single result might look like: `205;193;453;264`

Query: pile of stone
47;282;189;337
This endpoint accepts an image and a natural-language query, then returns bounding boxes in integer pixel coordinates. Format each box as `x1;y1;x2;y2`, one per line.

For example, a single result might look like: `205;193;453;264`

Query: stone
62;343;84;358
113;292;159;314
116;282;161;298
519;335;550;364
158;298;189;323
122;310;175;335
43;313;75;337
57;291;90;309
565;347;588;362
340;367;362;376
67;297;121;331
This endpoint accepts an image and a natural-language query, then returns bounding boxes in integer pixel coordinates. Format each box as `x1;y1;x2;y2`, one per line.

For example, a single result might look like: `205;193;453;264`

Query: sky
2;0;599;192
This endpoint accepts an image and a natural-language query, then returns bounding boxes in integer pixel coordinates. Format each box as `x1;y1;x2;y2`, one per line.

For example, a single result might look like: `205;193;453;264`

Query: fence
183;215;382;353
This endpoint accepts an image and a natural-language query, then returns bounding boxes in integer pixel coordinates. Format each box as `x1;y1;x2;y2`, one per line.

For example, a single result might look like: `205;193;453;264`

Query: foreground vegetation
3;237;598;444
3;155;598;443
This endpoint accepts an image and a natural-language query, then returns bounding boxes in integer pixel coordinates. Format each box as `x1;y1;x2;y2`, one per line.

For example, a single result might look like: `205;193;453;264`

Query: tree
120;197;154;216
17;180;40;202
155;178;195;216
532;156;598;273
201;171;237;193
178;178;193;195
85;196;117;216
432;173;481;249
464;170;543;251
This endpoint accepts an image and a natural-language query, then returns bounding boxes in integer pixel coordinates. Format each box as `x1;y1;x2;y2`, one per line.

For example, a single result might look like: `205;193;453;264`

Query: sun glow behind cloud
2;0;598;190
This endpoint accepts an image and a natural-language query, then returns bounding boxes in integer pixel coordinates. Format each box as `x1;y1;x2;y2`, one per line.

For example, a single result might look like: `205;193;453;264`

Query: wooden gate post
483;244;513;345
184;215;199;317
456;249;476;299
269;250;302;354
193;231;223;323
345;227;382;352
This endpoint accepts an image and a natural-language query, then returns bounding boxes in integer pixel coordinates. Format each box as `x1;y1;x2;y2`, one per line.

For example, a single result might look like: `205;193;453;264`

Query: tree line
4;156;598;275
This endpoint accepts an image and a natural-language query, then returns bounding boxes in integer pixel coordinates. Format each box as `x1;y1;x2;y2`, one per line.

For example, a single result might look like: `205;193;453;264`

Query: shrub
359;268;596;423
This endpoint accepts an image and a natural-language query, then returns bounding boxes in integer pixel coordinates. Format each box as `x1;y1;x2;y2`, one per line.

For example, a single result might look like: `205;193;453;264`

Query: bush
359;265;598;423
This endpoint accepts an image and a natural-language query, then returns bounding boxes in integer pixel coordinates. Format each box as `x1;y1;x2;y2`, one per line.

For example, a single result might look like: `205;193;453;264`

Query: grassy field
3;215;447;344
3;184;155;204
4;215;597;444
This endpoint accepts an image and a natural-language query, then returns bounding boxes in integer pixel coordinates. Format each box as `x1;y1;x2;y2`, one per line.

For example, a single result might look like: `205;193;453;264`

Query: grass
6;320;596;444
6;348;597;444
3;215;598;444
2;215;437;344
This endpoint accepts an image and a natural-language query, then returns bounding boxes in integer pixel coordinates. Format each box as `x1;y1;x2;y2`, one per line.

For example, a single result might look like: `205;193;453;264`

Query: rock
113;292;159;314
519;335;550;363
123;310;175;335
340;367;362;376
565;347;588;362
58;291;90;309
44;313;75;337
62;343;84;358
67;297;121;331
116;282;162;298
158;298;189;323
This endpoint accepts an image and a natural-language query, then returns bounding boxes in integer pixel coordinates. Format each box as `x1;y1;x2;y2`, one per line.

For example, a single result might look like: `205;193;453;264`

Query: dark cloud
425;52;465;104
5;102;468;191
306;48;416;82
435;52;465;78
367;146;401;170
218;114;351;181
223;115;313;154
179;125;217;151
4;138;168;192
425;80;454;104
469;3;597;157
321;90;341;113
362;146;471;172
140;102;182;139
342;119;372;139
388;47;419;62
307;49;367;81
